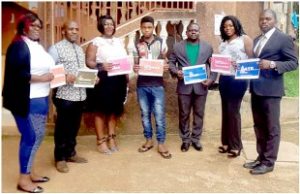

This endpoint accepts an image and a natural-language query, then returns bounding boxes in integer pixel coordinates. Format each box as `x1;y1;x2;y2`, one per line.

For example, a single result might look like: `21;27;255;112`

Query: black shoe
218;145;228;153
181;142;190;152
192;142;203;151
243;160;261;169
250;164;274;175
227;149;241;158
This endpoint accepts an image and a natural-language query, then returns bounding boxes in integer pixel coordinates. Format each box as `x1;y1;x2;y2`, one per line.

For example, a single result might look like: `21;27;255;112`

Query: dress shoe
181;142;190;152
67;155;88;163
192;142;203;151
56;161;69;173
250;164;274;175
243;160;261;169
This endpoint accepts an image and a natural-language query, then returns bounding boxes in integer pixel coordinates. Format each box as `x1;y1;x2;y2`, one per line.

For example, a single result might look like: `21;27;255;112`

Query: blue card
235;58;260;79
182;64;207;85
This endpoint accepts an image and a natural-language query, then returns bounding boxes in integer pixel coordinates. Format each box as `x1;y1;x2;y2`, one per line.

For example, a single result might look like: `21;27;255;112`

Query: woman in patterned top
217;15;253;158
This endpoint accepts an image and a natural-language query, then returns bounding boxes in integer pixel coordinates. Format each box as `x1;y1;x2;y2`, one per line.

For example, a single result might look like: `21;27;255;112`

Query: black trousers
54;99;83;161
251;94;281;166
219;75;248;150
178;92;207;144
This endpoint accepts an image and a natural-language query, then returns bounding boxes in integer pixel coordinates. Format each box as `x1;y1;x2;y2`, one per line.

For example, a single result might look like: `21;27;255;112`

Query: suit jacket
250;29;298;97
2;38;31;116
169;39;217;95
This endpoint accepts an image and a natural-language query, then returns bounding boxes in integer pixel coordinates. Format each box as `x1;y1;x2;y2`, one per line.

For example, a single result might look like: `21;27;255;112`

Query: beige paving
243;140;299;162
2;122;299;193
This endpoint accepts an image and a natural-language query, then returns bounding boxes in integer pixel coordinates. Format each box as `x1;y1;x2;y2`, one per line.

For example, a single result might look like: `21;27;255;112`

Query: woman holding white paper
86;15;128;155
218;15;253;157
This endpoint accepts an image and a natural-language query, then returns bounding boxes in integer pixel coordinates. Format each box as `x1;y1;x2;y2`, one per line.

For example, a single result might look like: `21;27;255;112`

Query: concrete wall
2;78;299;136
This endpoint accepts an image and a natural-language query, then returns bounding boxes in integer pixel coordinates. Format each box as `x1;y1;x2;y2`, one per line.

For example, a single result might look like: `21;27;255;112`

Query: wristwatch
270;61;277;69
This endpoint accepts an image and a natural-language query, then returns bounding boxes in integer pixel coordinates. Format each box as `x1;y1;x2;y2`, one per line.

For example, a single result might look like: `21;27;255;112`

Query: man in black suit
244;9;298;175
169;23;217;152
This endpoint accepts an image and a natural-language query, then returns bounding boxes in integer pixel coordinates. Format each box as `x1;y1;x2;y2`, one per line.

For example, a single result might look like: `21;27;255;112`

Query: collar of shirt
262;27;276;41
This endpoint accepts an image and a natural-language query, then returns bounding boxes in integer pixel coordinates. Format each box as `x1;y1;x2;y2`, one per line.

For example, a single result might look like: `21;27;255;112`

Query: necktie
254;35;267;57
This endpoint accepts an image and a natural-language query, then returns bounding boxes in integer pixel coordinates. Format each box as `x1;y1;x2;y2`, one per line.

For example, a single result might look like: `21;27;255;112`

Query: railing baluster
91;2;96;20
48;1;196;48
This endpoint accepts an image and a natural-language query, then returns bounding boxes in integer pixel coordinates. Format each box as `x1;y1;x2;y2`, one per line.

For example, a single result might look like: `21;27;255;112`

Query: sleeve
132;42;139;57
207;46;218;81
275;35;298;74
48;45;59;64
161;39;168;53
168;45;178;77
6;41;31;81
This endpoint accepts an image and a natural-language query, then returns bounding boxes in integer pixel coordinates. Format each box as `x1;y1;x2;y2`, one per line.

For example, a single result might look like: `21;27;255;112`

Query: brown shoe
56;161;69;173
67;155;88;163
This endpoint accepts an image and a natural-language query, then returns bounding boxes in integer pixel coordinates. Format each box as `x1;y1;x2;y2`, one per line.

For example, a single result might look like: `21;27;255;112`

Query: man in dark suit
169;22;217;152
244;9;298;174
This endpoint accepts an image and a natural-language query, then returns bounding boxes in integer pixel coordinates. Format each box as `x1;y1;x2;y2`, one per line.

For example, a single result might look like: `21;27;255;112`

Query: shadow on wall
80;75;299;136
2;75;298;136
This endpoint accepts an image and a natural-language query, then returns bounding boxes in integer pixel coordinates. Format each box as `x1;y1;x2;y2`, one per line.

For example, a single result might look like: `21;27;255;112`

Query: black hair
262;9;277;22
141;16;154;25
16;13;43;36
97;15;116;35
220;15;245;41
187;22;200;31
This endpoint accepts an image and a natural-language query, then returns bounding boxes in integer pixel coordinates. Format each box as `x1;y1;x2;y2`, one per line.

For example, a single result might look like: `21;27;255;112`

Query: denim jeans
137;86;166;144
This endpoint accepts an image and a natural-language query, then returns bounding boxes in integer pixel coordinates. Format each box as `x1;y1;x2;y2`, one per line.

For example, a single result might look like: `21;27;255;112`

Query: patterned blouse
48;39;86;101
218;35;249;75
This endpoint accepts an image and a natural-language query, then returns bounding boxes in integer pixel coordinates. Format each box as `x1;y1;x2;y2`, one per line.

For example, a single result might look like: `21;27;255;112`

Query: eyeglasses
30;23;42;29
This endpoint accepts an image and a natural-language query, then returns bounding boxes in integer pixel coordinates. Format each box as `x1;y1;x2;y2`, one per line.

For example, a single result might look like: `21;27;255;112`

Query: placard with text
74;68;98;88
107;56;132;76
182;64;207;85
50;64;66;88
139;59;164;77
235;58;260;79
211;54;232;74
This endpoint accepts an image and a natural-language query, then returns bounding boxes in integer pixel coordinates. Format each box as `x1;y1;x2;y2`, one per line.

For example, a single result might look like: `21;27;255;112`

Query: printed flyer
139;59;164;77
50;64;66;88
235;58;260;79
182;64;207;85
74;68;98;88
107;56;132;76
211;54;232;74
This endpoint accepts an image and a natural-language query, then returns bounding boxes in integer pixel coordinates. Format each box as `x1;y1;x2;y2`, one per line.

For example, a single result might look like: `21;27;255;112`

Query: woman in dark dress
86;15;128;154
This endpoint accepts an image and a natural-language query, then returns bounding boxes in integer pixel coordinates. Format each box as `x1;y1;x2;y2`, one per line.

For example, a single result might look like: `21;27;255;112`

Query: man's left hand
259;59;272;69
202;79;214;87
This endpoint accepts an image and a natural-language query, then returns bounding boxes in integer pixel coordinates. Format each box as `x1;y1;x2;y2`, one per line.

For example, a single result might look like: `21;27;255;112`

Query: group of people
2;8;298;193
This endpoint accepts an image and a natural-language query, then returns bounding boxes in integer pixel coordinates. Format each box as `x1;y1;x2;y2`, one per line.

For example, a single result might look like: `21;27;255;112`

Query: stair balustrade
37;1;196;48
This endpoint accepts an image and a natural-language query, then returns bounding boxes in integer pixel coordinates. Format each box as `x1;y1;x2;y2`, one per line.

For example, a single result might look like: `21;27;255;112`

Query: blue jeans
13;97;49;174
137;86;166;144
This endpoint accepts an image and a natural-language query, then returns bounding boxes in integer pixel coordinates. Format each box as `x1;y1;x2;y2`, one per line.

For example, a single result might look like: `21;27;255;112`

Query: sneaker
56;161;69;173
67;155;88;163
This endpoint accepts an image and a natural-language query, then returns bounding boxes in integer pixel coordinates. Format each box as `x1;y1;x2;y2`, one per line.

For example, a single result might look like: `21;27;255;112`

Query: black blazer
2;38;32;116
250;29;298;97
169;39;217;95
